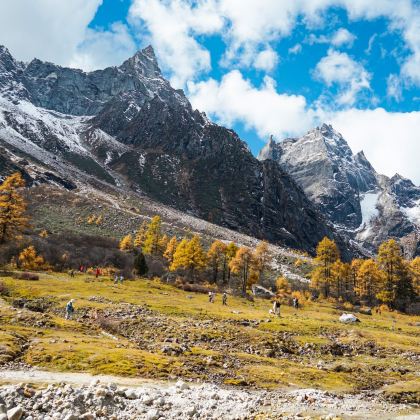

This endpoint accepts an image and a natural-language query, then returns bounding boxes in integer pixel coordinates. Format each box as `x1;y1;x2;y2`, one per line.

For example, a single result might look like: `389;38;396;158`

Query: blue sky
0;0;419;182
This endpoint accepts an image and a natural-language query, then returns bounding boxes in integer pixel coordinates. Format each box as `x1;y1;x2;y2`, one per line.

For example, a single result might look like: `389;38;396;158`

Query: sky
0;0;419;183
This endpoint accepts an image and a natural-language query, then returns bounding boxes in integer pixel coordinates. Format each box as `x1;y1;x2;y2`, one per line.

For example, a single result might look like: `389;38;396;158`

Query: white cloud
254;48;278;71
69;22;137;71
327;108;420;184
128;0;420;87
331;28;356;47
129;0;223;87
0;0;102;66
386;74;403;101
314;49;371;105
188;70;313;139
288;44;302;55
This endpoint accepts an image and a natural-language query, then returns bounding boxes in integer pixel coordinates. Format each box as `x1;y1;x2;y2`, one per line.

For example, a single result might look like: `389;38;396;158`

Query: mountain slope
258;124;420;255
0;45;339;254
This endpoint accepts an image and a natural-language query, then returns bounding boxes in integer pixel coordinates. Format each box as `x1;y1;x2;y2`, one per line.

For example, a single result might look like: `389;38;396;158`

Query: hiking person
119;274;124;284
70;269;75;278
208;291;212;303
273;299;281;317
65;299;75;320
95;268;100;278
114;274;119;284
294;297;299;309
222;292;227;306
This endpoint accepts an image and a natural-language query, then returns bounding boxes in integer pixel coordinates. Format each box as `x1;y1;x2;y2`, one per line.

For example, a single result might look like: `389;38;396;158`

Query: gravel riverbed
0;370;419;420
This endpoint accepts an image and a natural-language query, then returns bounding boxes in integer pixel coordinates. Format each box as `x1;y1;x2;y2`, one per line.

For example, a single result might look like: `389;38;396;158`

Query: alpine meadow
0;1;419;419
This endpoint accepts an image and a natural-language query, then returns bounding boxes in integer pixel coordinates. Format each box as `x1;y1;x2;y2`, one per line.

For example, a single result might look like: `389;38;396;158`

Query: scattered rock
7;406;23;420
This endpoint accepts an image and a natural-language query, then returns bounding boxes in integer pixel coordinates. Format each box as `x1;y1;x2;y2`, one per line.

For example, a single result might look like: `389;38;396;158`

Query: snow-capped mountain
0;45;343;255
258;124;420;256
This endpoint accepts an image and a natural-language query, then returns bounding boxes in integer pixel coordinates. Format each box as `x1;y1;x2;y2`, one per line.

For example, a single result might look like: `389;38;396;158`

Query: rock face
258;124;420;256
0;45;338;254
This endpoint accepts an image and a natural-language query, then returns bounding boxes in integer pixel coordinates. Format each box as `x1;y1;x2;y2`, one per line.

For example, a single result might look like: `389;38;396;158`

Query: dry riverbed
0;368;419;420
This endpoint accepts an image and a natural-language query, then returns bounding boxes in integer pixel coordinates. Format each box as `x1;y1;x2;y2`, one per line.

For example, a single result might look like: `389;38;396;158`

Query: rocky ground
1;274;419;419
0;370;419;420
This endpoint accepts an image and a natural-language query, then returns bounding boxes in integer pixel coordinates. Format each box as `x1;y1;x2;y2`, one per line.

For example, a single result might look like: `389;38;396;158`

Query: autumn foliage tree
275;276;291;298
253;241;272;284
163;236;178;266
18;245;46;270
410;257;420;297
143;216;162;256
224;242;238;283
134;221;148;248
207;240;227;283
119;234;133;251
0;172;28;244
170;235;206;280
377;239;415;308
229;246;253;294
311;237;340;297
355;259;384;304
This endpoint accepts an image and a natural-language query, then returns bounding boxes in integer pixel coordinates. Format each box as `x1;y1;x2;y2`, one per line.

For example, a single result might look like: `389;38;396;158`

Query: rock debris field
0;371;418;420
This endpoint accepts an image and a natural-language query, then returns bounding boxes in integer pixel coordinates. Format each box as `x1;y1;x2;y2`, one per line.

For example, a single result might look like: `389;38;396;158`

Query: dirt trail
0;368;161;387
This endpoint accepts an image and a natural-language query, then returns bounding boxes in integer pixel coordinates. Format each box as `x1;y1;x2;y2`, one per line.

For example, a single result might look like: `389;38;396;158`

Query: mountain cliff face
258;124;420;256
0;45;339;254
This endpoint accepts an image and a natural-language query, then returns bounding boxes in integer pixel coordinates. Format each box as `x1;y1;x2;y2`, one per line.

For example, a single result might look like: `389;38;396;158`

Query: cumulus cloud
69;22;137;71
314;49;371;105
331;28;356;47
129;0;223;87
254;48;278;71
327;108;420;184
188;70;313;139
190;69;420;183
0;0;102;66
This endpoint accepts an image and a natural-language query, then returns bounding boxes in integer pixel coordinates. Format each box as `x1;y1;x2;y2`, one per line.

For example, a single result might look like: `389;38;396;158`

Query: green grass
0;271;419;395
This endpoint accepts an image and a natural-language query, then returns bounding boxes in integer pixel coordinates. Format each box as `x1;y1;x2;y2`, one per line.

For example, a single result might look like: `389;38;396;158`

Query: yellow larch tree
142;216;162;255
355;259;384;304
18;245;46;270
207;240;227;283
410;257;420;296
163;236;178;266
119;234;133;251
229;246;253;294
170;235;206;280
134;220;148;248
253;241;272;284
0;172;28;244
311;237;340;297
224;242;238;283
275;276;291;298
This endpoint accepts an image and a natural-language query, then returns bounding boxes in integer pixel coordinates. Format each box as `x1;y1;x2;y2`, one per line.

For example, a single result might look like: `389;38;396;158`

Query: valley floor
0;272;419;419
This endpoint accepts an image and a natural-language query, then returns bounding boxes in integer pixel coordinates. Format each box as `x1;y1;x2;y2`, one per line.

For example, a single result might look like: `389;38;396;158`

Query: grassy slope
0;272;419;399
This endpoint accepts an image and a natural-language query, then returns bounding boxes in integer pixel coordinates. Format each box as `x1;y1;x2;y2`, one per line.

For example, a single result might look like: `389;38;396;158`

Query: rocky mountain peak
120;45;161;78
258;123;379;230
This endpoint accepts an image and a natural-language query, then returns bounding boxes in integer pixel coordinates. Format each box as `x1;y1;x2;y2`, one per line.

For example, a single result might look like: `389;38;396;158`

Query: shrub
16;272;39;281
0;281;9;296
343;301;354;311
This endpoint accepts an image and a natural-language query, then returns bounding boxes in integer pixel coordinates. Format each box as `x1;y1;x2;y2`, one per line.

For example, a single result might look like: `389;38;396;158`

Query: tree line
311;237;419;311
119;215;272;294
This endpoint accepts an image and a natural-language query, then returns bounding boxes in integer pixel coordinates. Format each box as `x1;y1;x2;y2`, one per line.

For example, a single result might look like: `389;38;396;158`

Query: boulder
339;313;360;323
7;406;23;420
251;285;275;299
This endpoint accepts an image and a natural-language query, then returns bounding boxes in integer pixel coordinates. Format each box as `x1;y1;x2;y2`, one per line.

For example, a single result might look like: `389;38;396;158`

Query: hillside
0;44;339;255
0;272;419;419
